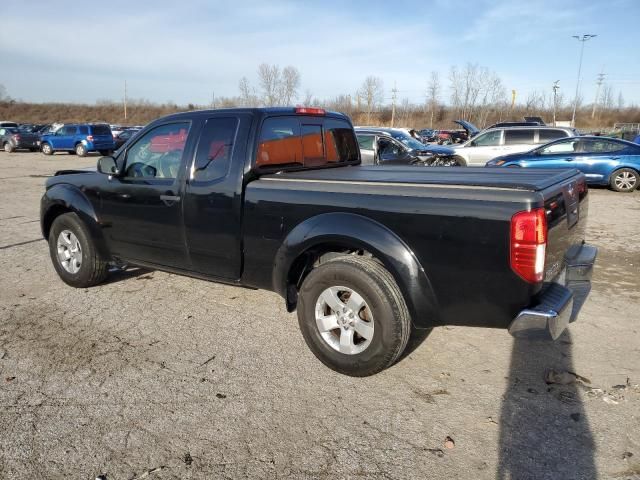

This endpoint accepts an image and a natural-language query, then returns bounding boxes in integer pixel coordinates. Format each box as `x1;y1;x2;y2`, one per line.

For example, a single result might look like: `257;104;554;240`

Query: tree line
1;63;638;129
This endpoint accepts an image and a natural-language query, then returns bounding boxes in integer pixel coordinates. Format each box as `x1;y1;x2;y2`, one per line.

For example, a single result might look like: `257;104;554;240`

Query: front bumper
509;244;597;340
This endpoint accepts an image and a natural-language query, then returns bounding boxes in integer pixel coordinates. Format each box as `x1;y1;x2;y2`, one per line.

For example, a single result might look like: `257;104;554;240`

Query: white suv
453;126;578;166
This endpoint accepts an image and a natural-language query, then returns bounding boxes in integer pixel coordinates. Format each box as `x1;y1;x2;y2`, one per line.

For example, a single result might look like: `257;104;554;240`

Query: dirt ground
0;151;638;480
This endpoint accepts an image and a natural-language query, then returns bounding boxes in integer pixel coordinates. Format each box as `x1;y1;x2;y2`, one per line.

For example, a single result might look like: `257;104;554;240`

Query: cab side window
124;122;190;180
191;117;239;183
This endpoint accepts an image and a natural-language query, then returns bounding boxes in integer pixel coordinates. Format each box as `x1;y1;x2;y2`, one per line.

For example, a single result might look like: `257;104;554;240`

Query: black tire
48;212;109;288
297;255;411;376
4;142;15;153
41;142;53;155
609;168;638;192
75;143;87;157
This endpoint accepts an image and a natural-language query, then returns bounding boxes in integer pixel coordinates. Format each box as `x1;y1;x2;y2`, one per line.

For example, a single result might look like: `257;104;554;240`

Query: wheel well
42;205;72;239
285;243;377;311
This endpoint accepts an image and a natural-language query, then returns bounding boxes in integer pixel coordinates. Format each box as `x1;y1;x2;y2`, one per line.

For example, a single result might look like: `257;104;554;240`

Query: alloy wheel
56;229;83;274
614;171;637;191
314;286;374;355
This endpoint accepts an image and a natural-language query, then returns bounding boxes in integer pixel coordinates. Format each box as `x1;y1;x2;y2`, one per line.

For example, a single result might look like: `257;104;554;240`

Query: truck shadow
497;331;596;480
102;266;153;285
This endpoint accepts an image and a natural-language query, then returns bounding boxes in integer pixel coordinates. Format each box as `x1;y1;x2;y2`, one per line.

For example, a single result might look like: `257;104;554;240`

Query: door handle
160;194;181;202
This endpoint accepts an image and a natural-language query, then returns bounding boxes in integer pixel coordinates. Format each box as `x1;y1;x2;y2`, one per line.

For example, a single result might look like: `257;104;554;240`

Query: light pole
571;34;597;127
552;80;560;127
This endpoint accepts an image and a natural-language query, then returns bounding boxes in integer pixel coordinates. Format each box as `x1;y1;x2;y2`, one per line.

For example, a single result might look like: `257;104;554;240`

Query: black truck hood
266;166;581;192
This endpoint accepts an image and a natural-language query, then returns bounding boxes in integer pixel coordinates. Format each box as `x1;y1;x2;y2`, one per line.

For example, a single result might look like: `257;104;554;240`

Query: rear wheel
4;142;14;153
75;143;87;157
41;142;53;155
610;168;638;192
48;213;109;287
297;256;411;376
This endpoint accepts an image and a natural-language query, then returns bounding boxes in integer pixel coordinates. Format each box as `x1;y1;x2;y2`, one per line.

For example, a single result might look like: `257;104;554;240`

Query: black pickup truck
41;107;597;376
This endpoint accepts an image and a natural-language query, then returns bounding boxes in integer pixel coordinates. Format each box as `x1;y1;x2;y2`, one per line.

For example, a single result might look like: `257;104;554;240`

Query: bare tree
358;76;384;124
617;91;625;110
601;84;614;110
0;84;8;102
302;89;314;106
280;66;301;105
238;76;260;107
258;63;281;106
426;71;440;128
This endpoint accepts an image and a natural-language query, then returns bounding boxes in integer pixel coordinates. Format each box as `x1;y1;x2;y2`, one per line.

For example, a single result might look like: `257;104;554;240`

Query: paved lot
0;151;638;480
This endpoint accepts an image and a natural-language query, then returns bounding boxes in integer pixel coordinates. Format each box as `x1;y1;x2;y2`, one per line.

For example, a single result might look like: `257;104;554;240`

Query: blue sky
1;0;639;106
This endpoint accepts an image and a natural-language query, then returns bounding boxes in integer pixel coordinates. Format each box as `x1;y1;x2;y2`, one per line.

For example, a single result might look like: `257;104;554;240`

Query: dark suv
40;124;115;157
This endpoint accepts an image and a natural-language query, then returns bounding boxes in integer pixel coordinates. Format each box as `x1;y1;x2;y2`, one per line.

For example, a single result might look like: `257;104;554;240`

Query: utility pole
123;80;128;121
571;34;597;127
552;80;560;127
390;83;398;127
211;90;216;109
591;70;606;119
510;89;516;116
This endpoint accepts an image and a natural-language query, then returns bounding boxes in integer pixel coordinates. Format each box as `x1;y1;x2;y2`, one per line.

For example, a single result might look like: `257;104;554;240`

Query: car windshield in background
92;125;112;135
389;131;425;150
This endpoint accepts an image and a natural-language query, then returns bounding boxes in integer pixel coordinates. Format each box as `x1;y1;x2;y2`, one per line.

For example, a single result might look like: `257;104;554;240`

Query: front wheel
4;142;15;153
48;213;109;287
297;256;411;376
41;143;53;155
610;168;638;192
75;143;87;157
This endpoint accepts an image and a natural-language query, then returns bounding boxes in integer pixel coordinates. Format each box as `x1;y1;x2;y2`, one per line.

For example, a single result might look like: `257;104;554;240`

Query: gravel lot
0;151;638;480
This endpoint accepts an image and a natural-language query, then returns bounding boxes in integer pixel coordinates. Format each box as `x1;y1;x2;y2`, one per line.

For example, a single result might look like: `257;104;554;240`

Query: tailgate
541;173;589;281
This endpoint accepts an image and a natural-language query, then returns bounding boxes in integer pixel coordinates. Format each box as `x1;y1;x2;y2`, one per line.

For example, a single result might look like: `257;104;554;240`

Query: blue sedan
486;136;640;192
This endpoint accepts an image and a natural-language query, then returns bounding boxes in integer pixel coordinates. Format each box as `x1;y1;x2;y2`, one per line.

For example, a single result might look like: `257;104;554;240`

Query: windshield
388;131;425;150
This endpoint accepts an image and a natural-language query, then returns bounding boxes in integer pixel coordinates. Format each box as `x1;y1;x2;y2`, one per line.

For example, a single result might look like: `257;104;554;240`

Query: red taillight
86;135;94;141
13;134;21;140
510;208;547;283
295;107;325;115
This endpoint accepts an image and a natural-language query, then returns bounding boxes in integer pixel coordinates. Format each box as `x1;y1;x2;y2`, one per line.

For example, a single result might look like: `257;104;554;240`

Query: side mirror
97;156;119;176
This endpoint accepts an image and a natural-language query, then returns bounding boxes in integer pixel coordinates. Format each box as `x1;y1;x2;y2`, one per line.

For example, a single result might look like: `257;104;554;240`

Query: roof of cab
154;107;349;123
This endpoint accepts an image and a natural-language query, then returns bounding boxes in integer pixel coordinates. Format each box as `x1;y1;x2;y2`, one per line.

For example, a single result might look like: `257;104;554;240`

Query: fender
273;212;440;328
40;184;110;258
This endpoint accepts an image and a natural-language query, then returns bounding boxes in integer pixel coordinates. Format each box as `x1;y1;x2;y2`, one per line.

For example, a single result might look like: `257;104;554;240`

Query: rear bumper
509;243;597;340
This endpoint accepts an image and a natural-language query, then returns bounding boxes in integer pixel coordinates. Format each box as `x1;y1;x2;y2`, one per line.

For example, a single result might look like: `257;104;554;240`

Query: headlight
486;159;506;167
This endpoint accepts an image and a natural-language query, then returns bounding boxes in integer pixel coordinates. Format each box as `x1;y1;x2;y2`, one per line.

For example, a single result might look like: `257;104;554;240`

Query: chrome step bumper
509;243;597;340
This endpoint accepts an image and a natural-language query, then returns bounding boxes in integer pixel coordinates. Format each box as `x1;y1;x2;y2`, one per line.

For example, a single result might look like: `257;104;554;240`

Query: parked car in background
0;121;19;128
113;128;141;150
40;124;115;157
355;128;462;166
452;126;578;166
0;127;40;152
433;120;481;145
487;136;640;192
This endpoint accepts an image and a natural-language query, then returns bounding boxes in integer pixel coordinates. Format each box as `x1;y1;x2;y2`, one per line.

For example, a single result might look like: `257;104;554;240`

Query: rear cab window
256;115;358;170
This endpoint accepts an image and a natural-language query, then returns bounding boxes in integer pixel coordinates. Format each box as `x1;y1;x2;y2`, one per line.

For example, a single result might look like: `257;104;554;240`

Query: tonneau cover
265;166;580;192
